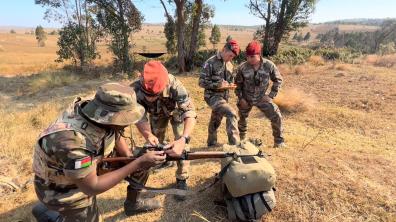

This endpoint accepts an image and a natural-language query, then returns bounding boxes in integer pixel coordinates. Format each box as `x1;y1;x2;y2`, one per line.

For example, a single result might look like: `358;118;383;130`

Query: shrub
308;55;325;66
271;46;313;65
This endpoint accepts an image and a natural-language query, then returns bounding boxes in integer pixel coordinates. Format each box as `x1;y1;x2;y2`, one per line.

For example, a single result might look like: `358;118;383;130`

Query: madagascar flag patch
74;156;92;169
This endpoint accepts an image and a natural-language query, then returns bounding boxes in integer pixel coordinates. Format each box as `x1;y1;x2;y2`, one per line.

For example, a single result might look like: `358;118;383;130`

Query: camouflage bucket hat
82;83;145;126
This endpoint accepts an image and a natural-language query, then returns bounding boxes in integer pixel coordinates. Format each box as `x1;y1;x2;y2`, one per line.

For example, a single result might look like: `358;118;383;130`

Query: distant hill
321;18;396;26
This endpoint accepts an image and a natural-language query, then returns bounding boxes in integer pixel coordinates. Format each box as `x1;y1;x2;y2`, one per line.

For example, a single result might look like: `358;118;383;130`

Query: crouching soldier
32;83;166;222
199;39;241;146
130;61;197;201
235;41;286;148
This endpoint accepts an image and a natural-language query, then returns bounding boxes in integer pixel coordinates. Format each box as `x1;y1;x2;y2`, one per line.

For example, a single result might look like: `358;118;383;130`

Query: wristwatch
182;135;191;144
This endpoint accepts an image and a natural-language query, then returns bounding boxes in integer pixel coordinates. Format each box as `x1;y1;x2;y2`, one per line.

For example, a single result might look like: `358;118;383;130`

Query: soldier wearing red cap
130;61;197;201
199;38;241;146
235;41;285;148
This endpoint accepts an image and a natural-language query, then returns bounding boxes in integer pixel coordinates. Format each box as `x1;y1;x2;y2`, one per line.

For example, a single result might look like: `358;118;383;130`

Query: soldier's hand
164;138;185;157
262;95;272;103
137;150;166;169
146;133;159;145
238;98;249;109
219;80;230;88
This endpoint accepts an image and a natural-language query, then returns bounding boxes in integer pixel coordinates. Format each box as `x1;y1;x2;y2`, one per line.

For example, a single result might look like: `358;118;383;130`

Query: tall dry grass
274;87;317;113
364;54;396;68
28;70;80;94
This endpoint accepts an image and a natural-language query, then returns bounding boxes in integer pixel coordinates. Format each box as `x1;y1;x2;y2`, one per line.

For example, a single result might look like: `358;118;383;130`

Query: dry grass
274;88;317;114
277;64;293;75
334;63;352;71
1;29;396;221
28;70;81;94
294;65;307;75
364;54;396;68
308;55;325;66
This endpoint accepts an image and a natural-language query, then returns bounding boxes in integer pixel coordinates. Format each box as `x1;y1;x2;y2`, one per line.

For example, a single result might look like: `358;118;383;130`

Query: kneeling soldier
32;83;166;222
235;41;286;148
131;61;197;201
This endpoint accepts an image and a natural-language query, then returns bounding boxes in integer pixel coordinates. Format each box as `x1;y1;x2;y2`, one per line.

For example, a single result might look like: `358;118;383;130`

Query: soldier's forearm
135;121;153;141
74;159;143;196
182;117;196;138
115;137;132;157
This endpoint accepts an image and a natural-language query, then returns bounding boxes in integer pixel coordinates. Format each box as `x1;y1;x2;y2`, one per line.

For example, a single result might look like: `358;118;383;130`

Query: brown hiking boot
124;186;162;216
124;198;162;216
174;179;188;201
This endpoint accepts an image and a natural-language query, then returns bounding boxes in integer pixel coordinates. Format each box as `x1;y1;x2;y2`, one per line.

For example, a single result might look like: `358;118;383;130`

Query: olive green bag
220;141;277;221
221;141;276;197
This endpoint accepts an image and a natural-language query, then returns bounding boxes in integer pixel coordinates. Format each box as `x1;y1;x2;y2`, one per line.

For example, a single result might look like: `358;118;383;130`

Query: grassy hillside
0;25;395;222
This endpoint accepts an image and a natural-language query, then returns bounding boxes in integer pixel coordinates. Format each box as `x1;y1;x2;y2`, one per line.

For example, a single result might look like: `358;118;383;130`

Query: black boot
174;179;188;201
32;202;61;222
124;185;162;216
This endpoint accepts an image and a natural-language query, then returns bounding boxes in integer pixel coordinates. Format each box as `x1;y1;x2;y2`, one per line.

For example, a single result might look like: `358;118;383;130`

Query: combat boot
174;179;188;201
207;133;218;147
32;202;61;222
124;185;162;216
273;142;286;148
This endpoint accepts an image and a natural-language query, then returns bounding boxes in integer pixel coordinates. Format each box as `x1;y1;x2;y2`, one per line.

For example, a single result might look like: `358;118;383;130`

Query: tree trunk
263;0;272;56
117;0;131;72
185;0;202;72
270;0;287;56
175;0;186;73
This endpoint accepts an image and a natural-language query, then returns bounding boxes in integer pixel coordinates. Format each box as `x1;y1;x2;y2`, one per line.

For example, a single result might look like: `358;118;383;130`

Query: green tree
248;0;317;56
296;33;303;42
10;29;16;34
304;32;311;41
36;0;102;68
292;32;298;40
94;0;144;73
209;24;221;49
35;25;47;47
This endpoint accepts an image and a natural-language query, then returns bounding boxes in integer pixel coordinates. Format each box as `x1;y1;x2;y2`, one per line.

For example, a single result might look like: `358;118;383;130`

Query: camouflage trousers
149;114;190;180
205;96;240;145
54;196;101;222
237;99;284;144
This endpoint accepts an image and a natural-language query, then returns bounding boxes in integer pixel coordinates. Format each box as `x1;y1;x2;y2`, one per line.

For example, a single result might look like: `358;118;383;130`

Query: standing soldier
32;83;168;222
235;41;285;148
131;61;197;201
199;39;241;146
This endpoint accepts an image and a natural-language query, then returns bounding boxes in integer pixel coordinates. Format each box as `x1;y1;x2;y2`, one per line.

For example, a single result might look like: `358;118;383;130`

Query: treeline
317;20;396;54
323;18;396;26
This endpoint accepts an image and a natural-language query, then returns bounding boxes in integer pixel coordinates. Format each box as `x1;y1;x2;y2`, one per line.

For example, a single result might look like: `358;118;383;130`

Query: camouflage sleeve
173;79;197;119
268;63;283;99
234;65;244;99
41;131;96;179
199;62;222;89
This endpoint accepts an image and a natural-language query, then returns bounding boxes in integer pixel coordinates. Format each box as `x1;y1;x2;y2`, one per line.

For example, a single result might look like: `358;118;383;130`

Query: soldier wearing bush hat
32;83;166;221
199;37;241;146
235;41;286;148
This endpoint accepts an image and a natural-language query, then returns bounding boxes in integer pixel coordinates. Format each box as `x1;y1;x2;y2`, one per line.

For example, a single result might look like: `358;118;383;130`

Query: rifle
101;144;265;163
98;144;265;171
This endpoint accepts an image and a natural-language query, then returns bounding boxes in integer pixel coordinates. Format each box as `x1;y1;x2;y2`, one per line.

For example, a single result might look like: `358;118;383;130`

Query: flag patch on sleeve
74;156;92;169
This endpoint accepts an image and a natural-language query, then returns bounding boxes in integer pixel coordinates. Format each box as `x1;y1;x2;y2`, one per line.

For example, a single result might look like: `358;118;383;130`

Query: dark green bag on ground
220;141;277;221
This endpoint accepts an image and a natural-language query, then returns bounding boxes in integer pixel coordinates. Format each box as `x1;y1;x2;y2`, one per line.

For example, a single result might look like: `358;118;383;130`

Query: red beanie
246;41;262;56
226;39;240;56
142;61;168;95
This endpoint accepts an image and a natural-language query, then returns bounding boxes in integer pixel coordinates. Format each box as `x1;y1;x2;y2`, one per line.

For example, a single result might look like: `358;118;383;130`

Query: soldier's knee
32;202;62;222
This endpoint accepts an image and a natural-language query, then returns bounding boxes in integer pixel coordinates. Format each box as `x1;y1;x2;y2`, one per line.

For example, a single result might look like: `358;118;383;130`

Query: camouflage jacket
199;52;234;101
235;58;283;104
33;98;116;210
131;74;197;121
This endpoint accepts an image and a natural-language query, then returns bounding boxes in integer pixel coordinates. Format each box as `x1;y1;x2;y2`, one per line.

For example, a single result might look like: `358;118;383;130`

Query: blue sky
0;0;395;27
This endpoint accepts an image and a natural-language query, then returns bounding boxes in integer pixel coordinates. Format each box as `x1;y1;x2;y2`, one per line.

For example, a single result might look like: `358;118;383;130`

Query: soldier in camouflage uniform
32;83;167;222
199;39;241;146
131;61;197;201
235;41;285;148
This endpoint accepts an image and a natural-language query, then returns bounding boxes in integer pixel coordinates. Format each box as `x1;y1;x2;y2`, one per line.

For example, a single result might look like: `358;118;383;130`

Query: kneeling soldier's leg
58;196;101;222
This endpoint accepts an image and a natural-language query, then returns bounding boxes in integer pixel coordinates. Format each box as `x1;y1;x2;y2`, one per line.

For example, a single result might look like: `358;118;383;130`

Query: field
0;24;395;222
